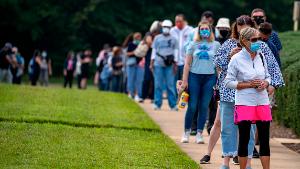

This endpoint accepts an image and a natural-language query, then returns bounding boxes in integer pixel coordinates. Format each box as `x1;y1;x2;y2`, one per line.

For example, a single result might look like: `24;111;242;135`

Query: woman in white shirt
225;27;272;169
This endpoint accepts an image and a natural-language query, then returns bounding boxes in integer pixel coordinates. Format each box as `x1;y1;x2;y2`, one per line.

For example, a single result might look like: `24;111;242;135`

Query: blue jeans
220;101;238;157
136;66;144;98
153;65;176;108
127;65;137;97
184;73;216;132
111;74;122;92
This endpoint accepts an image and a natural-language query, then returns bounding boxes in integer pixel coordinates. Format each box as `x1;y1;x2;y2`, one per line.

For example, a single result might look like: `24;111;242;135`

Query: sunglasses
199;27;209;31
248;37;262;42
252;16;264;19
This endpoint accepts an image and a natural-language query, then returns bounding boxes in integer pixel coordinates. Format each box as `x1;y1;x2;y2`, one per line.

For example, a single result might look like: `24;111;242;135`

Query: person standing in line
28;50;42;86
63;51;76;88
95;44;111;90
180;21;220;144
10;47;24;84
225;27;273;169
214;15;284;169
250;8;283;158
199;17;231;164
215;18;231;44
251;8;282;53
75;51;82;89
0;42;13;83
142;33;155;101
170;14;194;87
206;18;231;135
39;50;52;86
190;11;216;136
80;49;93;89
150;19;178;111
110;46;123;92
258;22;280;68
126;32;143;100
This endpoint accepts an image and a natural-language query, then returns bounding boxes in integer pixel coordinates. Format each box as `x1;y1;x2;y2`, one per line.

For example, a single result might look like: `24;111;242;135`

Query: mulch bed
270;122;300;154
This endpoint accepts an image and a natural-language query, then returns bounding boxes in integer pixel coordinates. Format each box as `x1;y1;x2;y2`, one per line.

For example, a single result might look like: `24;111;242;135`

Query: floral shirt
213;38;285;102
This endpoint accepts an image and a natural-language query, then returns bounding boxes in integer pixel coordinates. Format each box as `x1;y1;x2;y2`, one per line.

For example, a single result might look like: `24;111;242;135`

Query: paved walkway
139;100;300;169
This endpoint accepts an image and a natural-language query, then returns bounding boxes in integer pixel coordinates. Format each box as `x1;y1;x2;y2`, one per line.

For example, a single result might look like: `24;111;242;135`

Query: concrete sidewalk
139;100;300;169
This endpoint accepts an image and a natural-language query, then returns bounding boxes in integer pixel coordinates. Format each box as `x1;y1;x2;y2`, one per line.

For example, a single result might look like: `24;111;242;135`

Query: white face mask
162;27;170;34
42;51;47;58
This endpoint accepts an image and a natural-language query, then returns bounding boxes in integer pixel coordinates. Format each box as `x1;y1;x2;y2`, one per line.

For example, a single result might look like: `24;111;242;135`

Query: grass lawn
0;84;198;168
0;84;158;130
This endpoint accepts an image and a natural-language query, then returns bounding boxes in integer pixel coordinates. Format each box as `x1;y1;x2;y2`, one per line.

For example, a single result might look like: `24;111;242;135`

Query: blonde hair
194;21;215;42
239;27;257;47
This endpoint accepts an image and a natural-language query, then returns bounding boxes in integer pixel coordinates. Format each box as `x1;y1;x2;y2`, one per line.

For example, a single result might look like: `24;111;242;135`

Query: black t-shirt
127;42;138;57
127;42;142;63
0;49;11;69
111;56;123;71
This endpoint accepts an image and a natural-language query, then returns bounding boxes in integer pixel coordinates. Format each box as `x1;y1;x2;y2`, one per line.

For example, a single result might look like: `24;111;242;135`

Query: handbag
156;53;174;66
134;41;149;58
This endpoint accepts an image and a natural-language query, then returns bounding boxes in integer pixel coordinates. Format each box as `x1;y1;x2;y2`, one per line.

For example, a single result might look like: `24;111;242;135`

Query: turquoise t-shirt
186;40;220;74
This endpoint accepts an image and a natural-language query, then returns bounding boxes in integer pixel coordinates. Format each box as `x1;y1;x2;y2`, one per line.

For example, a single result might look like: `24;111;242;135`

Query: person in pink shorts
225;27;272;169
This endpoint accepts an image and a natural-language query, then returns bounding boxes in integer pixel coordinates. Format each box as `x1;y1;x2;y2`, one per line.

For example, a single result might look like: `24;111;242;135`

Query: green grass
0;84;199;168
0;84;158;130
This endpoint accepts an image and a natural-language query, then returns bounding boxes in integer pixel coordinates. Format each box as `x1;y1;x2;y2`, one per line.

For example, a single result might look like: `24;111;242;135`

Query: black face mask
219;30;229;38
253;16;265;25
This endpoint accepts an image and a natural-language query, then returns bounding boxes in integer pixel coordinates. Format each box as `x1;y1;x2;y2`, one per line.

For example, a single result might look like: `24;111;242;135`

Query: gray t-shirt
186;40;220;74
152;34;178;66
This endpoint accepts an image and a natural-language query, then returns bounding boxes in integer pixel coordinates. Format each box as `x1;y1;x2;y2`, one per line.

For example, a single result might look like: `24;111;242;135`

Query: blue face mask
133;40;140;45
199;29;211;38
250;41;261;52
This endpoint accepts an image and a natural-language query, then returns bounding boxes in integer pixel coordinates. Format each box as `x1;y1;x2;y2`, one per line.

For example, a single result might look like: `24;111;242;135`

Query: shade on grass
0;122;198;168
0;84;158;130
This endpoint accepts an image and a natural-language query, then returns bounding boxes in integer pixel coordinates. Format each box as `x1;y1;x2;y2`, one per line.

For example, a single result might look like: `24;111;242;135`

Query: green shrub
274;32;300;135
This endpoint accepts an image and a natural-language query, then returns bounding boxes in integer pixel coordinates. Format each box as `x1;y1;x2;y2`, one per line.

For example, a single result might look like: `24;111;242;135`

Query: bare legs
206;104;221;156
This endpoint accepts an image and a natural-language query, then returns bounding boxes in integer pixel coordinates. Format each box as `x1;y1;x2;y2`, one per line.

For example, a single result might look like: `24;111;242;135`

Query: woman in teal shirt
181;21;220;144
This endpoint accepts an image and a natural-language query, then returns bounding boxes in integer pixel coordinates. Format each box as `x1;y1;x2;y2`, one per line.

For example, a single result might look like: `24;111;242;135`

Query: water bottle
178;91;189;110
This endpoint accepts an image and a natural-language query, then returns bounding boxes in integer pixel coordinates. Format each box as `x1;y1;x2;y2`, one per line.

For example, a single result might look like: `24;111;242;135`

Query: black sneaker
232;156;239;165
252;147;260;158
200;155;210;164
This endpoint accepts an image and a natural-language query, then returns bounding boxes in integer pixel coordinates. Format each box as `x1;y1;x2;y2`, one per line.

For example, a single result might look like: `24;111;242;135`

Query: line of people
88;8;283;169
175;9;283;169
0;43;52;86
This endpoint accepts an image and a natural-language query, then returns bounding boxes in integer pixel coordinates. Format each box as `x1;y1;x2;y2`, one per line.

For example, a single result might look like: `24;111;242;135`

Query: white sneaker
195;132;204;144
181;131;190;143
134;95;143;102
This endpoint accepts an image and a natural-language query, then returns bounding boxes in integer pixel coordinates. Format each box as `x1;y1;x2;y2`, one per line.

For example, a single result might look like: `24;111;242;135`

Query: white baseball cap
162;20;173;27
216;18;230;28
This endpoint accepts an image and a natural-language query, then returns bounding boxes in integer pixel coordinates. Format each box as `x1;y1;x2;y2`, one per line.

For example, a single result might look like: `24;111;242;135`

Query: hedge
274;31;300;135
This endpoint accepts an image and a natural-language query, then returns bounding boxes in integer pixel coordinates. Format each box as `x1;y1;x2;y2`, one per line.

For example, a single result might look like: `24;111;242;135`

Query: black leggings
238;121;270;157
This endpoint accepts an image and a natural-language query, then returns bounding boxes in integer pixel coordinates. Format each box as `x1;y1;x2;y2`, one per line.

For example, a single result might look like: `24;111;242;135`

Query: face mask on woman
133;40;140;45
250;41;261;52
219;30;229;38
199;29;211;38
162;27;170;34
